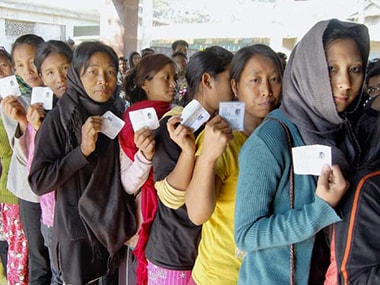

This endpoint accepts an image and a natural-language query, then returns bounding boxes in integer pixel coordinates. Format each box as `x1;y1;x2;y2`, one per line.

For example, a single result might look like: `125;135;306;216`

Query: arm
234;129;342;253
120;149;152;195
185;115;232;225
1;96;29;165
164;116;196;191
120;127;155;194
28;110;90;195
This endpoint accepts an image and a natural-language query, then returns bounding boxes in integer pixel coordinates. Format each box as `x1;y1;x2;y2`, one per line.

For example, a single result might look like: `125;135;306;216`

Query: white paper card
129;107;160;132
219;101;245;131
101;111;125;139
181;99;210;132
31;87;54;110
0;75;21;98
292;144;332;176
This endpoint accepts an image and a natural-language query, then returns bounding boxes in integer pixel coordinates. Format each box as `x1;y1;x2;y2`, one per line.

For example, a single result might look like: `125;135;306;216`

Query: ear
231;79;238;97
201;72;212;90
141;81;149;94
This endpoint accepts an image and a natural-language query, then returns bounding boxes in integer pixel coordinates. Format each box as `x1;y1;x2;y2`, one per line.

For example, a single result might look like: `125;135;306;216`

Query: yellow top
192;130;247;285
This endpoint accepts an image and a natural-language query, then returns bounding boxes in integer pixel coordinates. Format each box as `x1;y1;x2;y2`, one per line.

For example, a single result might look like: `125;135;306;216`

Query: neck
243;115;263;136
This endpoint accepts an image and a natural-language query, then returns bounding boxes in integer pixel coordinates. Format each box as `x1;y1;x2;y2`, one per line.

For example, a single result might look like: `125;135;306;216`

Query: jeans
41;223;63;285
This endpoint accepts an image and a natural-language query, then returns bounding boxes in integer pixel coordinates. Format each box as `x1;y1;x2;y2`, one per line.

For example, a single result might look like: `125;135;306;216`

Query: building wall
0;0;99;51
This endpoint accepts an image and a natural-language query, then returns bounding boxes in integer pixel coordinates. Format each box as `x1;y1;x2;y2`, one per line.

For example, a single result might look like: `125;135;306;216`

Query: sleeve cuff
155;178;186;209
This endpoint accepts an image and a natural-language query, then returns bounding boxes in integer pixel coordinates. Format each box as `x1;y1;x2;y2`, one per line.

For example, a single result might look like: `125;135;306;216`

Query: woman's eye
350;66;362;73
328;66;335;72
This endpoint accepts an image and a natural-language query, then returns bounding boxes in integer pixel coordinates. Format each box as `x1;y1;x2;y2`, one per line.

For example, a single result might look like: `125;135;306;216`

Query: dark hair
141;48;155;57
11;34;44;64
323;20;368;69
0;47;11;62
171;40;189;51
72;41;118;77
119;56;126;61
366;58;380;86
185;46;233;103
171;51;187;61
128;51;140;69
124;54;175;104
34;40;73;74
231;44;284;85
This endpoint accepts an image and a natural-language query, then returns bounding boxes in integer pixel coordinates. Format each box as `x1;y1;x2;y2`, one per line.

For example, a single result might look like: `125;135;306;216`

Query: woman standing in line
1;34;52;284
28;41;137;285
146;46;233;285
0;46;29;284
185;44;283;285
25;40;73;285
234;19;369;285
324;60;380;285
118;53;177;285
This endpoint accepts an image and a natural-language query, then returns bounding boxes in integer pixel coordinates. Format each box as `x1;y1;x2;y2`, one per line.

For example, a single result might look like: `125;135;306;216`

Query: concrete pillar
100;0;139;57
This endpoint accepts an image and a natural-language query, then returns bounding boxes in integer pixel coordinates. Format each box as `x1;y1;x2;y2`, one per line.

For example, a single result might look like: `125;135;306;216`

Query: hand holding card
181;99;210;132
101;111;125;139
219;101;245;131
292;144;332;176
129;107;160;132
31;87;54;110
0;75;21;98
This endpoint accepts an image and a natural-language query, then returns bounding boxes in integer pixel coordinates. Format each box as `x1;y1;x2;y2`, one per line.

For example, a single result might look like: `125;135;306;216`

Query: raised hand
80;116;103;157
316;164;349;208
27;103;45;130
167;115;196;156
1;96;27;124
134;127;155;161
201;115;233;162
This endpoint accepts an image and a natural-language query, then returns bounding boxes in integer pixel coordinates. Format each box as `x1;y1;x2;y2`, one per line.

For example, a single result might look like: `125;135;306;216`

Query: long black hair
185;46;233;105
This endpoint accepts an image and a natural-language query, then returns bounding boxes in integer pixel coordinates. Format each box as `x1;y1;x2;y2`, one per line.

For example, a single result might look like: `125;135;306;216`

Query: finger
331;165;349;190
167;117;181;133
138;133;152;148
317;164;331;186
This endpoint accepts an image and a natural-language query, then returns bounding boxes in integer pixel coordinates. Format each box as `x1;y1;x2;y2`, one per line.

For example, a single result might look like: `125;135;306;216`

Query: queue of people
0;18;379;285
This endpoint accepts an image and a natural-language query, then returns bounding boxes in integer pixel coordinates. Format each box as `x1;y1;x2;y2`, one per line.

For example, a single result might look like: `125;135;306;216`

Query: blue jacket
234;109;341;285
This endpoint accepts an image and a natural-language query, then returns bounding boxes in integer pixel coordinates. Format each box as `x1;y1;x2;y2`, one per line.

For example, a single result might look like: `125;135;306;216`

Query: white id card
129;107;160;132
219;101;245;131
101;111;125;139
0;75;21;98
31;87;54;110
292;144;332;176
181;99;210;132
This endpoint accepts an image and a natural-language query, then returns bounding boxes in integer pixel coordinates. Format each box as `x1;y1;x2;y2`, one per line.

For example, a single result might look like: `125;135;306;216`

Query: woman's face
232;54;281;121
40;52;70;98
142;63;177;102
0;54;13;78
80;52;117;103
13;43;43;87
207;69;234;113
326;38;363;113
132;54;141;67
